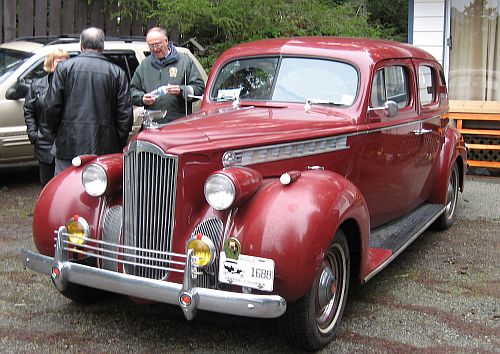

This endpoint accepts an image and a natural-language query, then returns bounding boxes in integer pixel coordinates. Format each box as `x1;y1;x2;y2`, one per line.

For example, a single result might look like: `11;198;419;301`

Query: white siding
412;0;446;64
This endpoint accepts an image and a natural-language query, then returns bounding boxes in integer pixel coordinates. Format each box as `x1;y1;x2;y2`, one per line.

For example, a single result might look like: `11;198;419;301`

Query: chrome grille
192;218;224;288
123;140;178;279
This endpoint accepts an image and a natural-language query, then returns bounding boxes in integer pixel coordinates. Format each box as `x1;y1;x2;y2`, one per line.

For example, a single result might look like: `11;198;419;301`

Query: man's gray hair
80;27;105;52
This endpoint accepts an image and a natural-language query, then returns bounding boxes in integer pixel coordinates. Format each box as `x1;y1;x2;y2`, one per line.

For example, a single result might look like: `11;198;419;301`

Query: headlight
66;216;90;245
204;173;236;210
186;234;216;268
82;163;108;197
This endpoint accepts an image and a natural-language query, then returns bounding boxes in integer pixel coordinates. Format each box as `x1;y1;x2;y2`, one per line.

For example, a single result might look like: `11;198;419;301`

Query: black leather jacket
45;52;133;159
23;75;55;163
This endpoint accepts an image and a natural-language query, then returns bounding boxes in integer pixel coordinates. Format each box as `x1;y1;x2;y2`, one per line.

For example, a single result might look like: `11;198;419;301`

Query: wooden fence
0;0;156;43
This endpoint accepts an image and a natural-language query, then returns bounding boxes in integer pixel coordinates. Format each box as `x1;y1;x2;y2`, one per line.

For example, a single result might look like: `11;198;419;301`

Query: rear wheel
284;229;350;351
434;162;459;230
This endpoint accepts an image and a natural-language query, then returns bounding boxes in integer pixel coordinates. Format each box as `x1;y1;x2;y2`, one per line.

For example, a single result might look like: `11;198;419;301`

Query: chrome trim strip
225;116;439;167
363;206;445;283
21;248;287;319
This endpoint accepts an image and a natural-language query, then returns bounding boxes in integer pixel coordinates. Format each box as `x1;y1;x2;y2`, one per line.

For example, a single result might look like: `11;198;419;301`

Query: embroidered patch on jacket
169;67;178;78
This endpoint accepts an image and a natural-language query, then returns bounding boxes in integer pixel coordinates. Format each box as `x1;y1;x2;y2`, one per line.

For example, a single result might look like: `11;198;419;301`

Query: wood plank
445;113;500;121
18;0;34;37
75;0;88;34
459;129;500;136
3;0;16;41
449;100;500;114
468;160;500;169
90;0;105;30
34;0;48;36
467;144;500;150
119;15;131;36
106;1;118;36
62;0;75;34
49;0;61;36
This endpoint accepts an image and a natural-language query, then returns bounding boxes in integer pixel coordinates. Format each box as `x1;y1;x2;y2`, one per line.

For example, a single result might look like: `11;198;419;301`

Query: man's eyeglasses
149;42;164;50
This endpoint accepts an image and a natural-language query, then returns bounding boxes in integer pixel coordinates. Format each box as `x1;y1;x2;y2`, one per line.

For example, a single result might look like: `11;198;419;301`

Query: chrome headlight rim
204;173;236;211
186;234;216;268
82;163;108;197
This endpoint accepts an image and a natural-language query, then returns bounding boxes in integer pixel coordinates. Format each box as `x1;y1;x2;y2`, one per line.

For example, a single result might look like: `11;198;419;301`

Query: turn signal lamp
66;215;90;245
186;234;215;268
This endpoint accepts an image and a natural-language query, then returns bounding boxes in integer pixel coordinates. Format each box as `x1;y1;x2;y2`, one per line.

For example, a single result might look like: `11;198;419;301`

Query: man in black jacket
45;27;133;174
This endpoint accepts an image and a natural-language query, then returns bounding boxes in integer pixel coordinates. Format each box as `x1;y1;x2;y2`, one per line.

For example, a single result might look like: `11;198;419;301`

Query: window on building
449;0;499;101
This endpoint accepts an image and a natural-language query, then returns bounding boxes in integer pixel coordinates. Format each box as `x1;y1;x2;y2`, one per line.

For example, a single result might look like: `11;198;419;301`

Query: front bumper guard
21;229;286;320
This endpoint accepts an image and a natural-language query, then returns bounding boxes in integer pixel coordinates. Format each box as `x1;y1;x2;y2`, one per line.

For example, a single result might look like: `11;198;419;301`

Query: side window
22;51;78;84
370;65;409;109
104;52;140;82
419;65;435;105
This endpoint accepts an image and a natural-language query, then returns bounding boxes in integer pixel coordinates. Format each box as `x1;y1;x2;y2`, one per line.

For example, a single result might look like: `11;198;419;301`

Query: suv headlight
82;163;108;197
204;173;236;210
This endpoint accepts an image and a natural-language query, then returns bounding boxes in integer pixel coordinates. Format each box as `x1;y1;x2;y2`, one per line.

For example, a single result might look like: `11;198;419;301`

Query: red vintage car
22;37;466;351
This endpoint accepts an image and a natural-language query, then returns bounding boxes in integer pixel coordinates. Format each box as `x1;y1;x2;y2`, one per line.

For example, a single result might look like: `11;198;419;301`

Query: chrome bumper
21;234;286;320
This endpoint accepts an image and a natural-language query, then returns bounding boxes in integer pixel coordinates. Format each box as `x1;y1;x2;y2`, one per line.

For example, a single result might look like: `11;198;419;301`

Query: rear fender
229;170;369;302
429;125;467;204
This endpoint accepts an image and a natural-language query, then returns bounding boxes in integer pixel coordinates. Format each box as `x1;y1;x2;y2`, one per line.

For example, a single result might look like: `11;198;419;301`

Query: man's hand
167;85;181;95
142;93;156;106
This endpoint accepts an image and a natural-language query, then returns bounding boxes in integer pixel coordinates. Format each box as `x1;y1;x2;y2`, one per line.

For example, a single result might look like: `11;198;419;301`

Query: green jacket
130;47;205;120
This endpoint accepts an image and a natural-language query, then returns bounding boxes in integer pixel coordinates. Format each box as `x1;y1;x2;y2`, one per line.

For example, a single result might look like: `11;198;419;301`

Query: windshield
0;48;33;85
211;56;358;106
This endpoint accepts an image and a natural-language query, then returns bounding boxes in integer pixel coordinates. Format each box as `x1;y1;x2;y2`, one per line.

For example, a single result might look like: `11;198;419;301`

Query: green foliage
108;0;407;69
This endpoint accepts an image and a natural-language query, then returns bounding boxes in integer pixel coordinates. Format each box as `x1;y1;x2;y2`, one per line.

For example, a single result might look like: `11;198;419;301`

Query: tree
108;0;407;68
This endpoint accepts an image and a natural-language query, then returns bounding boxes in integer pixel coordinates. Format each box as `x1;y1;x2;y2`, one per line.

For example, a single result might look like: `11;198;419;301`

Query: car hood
132;105;356;155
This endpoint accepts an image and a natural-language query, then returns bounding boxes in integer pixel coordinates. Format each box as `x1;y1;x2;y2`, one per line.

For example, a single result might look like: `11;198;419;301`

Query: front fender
33;161;105;256
230;170;369;302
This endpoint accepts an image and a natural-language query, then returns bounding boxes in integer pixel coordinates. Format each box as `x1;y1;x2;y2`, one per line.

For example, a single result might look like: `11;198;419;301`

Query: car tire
283;229;350;351
434;162;459;230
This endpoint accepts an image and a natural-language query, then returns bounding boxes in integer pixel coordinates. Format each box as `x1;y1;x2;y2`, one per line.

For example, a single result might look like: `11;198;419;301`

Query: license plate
218;252;275;292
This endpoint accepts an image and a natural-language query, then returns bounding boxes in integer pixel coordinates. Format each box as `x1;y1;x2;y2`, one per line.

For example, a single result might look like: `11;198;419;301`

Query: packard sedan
22;37;466;351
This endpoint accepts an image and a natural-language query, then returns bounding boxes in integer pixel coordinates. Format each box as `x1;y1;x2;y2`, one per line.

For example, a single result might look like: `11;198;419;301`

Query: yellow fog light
186;234;216;268
66;215;90;245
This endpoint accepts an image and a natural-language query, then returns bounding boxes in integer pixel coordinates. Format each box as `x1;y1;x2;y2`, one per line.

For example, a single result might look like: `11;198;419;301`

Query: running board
364;203;445;282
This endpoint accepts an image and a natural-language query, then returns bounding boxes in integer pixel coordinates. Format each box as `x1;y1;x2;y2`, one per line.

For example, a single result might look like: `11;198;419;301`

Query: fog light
186;233;215;268
66;215;90;245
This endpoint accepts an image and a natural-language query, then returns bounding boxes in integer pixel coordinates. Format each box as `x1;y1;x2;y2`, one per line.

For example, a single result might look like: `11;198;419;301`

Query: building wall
410;0;446;65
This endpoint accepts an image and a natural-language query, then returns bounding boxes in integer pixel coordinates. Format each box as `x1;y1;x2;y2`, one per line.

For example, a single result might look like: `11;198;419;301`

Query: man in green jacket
130;27;205;122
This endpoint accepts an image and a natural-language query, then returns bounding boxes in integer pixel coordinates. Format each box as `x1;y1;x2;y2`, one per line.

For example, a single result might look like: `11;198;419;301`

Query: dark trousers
54;158;73;176
39;161;55;188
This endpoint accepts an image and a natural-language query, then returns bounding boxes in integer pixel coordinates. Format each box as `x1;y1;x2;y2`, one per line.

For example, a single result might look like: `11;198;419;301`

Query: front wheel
434;162;459;230
283;229;350;351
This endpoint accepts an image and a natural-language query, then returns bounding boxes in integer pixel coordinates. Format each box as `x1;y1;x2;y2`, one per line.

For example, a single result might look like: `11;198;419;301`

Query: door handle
412;128;432;135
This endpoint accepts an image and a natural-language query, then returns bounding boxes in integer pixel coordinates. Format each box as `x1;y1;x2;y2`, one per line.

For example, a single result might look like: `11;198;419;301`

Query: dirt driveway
0;165;498;353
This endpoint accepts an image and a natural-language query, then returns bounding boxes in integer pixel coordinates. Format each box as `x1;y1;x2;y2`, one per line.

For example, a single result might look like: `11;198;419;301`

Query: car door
356;60;422;227
412;60;443;204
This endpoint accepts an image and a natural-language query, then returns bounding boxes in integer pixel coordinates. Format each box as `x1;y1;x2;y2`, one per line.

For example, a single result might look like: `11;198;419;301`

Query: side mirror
368;100;399;118
5;80;30;100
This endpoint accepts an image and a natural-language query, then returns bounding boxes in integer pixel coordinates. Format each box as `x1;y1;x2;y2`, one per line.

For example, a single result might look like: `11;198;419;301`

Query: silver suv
0;36;206;165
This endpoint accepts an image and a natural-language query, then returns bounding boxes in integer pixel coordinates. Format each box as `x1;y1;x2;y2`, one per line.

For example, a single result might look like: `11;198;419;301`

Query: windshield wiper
304;98;344;112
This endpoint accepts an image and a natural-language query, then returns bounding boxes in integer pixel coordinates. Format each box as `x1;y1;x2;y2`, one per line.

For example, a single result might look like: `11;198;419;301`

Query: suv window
104;51;140;82
0;49;33;85
371;65;409;109
419;65;435;105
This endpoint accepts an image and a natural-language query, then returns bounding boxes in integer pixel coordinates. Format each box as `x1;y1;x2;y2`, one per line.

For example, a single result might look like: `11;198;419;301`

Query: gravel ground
0;165;499;353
